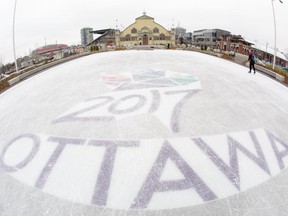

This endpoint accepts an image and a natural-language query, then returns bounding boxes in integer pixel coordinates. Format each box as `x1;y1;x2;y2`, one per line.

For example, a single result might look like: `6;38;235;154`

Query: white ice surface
0;50;288;215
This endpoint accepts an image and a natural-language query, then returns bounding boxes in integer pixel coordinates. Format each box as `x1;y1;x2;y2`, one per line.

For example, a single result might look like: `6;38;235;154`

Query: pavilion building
115;13;175;48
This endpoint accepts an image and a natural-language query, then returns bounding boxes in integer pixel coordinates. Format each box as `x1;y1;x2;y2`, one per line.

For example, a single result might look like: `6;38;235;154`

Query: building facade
175;27;186;44
217;35;287;66
87;29;116;49
183;32;193;44
81;28;94;46
32;44;70;61
115;13;175;48
216;34;253;54
192;29;230;48
252;43;287;67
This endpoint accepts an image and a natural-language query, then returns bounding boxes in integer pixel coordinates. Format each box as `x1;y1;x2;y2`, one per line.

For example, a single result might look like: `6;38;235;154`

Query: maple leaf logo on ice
52;69;202;133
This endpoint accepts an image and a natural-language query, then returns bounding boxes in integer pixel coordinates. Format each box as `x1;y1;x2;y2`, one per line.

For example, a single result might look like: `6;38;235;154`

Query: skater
248;50;256;74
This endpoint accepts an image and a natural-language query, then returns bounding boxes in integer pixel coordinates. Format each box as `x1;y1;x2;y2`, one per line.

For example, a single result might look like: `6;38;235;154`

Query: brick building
216;35;253;55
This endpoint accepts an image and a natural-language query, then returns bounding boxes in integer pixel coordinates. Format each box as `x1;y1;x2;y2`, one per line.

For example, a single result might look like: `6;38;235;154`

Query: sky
0;0;287;64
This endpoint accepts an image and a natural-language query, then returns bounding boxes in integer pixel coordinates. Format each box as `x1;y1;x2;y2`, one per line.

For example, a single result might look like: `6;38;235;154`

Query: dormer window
153;28;159;33
131;28;137;34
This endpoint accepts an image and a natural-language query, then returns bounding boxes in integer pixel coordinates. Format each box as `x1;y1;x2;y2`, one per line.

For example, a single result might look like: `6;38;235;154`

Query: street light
265;42;269;63
13;0;18;73
270;0;284;70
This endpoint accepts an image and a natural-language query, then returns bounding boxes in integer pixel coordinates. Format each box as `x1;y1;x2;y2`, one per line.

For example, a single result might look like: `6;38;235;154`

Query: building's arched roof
34;44;69;54
121;13;170;36
135;13;154;20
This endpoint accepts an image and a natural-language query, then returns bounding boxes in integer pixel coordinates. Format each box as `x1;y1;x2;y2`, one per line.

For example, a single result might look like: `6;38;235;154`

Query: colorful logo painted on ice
100;69;200;91
52;69;201;133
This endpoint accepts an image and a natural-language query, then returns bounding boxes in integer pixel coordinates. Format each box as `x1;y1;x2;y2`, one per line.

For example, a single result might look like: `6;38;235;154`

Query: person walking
248;50;256;74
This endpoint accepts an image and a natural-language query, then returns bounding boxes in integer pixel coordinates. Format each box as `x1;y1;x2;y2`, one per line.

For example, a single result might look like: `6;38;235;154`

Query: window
160;34;165;40
131;28;137;34
153;28;159;33
126;34;131;41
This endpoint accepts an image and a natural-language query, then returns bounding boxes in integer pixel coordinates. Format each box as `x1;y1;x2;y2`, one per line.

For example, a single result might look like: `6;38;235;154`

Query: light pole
265;42;269;63
13;0;18;73
270;0;284;70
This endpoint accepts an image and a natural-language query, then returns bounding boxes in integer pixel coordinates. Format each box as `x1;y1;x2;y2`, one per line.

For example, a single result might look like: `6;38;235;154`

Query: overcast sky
0;0;287;64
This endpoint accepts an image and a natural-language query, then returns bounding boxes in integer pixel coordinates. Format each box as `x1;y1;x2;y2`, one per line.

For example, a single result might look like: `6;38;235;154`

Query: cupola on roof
135;12;154;20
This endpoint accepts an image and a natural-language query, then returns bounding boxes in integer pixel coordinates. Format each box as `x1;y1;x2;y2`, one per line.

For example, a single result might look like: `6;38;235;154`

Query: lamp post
270;0;284;70
265;42;269;63
271;0;277;70
13;0;18;73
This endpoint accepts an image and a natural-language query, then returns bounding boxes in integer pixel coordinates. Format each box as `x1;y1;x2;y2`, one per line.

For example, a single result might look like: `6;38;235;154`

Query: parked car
282;67;288;72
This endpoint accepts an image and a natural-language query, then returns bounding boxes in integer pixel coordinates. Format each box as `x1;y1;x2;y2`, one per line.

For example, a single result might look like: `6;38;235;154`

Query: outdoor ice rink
1;50;288;215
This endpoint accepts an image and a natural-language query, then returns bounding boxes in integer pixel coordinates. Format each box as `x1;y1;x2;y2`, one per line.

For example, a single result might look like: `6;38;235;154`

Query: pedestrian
248;50;256;74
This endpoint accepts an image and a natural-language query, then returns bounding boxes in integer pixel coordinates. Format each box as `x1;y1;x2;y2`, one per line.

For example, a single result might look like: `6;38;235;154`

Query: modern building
183;32;193;44
192;29;230;48
87;29;116;49
175;27;186;44
81;27;94;46
115;13;176;48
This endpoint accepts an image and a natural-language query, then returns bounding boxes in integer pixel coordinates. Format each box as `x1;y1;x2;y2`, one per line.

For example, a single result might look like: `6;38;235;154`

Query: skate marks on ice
1;68;288;210
0;129;288;209
52;69;201;133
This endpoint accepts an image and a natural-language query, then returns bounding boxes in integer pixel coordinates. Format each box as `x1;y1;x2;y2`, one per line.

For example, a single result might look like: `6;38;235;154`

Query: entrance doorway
143;35;148;45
